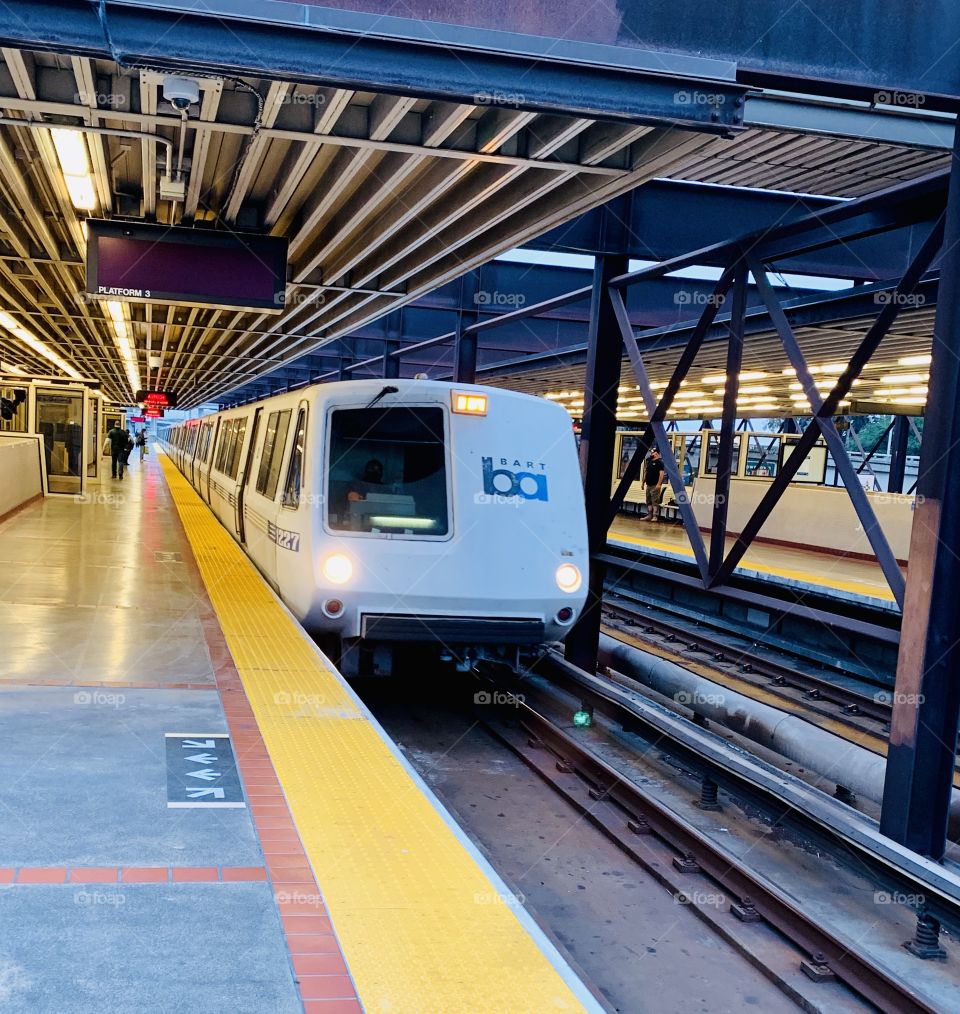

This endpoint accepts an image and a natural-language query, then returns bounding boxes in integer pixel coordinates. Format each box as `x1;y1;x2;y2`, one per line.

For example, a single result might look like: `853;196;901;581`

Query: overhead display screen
86;220;288;313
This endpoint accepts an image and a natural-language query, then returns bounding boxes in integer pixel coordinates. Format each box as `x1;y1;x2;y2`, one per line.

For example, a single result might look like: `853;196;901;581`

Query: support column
888;414;909;493
454;270;480;384
880;131;959;860
564;253;628;672
383;310;401;379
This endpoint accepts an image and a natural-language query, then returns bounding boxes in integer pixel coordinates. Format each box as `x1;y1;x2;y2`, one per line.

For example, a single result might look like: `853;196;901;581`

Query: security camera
162;76;200;111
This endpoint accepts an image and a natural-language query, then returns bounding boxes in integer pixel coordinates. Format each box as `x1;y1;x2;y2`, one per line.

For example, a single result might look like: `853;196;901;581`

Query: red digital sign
136;390;176;408
144;407;165;418
129;415;146;423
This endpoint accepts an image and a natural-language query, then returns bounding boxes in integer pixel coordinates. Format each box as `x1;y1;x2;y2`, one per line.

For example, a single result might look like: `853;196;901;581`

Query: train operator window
281;409;307;509
327;406;448;537
256;410;292;500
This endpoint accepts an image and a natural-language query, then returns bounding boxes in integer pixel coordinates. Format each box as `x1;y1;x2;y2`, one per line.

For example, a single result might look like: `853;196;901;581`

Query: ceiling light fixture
50;128;97;212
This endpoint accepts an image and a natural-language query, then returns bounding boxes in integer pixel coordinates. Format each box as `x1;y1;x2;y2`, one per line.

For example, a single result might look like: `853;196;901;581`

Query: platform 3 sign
165;733;246;808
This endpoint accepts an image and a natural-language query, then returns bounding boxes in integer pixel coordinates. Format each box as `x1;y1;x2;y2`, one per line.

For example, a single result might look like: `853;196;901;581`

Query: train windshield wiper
365;385;398;409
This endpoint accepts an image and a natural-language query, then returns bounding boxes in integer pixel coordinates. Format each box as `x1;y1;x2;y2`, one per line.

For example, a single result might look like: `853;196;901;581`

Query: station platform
0;451;598;1013
609;514;900;608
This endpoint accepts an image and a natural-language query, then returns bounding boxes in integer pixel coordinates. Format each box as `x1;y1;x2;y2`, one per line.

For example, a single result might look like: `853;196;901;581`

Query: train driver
347;458;386;502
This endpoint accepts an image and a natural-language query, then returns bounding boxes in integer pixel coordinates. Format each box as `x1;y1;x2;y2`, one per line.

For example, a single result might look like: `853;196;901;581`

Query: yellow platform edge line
157;452;596;1014
609;530;896;602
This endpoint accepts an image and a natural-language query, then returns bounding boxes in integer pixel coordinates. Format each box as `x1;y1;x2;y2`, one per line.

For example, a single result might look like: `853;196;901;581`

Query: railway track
474;653;960;1014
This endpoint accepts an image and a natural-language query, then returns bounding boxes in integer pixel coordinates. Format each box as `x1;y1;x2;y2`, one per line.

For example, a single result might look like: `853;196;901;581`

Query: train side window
256;410;291;499
745;434;780;478
704;433;742;475
227;418;247;479
327;405;448;537
255;412;279;493
281;409;307;509
212;423;226;472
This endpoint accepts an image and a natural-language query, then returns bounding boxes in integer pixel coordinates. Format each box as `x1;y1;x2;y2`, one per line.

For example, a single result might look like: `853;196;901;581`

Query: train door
236;408;261;544
203;418;219;504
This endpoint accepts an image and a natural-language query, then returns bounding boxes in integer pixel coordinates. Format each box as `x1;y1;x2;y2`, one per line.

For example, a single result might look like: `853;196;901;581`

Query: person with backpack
106;423;129;479
136;429;147;461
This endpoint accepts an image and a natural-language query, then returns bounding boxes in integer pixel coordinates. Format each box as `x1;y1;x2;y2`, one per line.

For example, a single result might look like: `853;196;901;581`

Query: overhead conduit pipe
598;632;960;838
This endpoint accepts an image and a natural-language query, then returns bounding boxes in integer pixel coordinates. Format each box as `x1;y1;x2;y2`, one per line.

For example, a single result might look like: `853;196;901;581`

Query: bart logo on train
481;456;549;501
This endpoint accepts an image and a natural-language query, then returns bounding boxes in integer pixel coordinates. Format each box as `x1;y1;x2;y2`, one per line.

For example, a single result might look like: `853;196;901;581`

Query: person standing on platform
136;429;146;461
121;430;134;477
643;448;666;522
107;422;128;479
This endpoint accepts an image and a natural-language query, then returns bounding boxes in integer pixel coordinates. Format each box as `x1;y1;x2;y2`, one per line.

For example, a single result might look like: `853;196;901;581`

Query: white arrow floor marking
186;787;225;799
186;768;221;781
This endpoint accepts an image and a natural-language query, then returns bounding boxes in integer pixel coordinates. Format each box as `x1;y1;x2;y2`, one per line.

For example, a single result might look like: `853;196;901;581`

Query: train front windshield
327;406;449;537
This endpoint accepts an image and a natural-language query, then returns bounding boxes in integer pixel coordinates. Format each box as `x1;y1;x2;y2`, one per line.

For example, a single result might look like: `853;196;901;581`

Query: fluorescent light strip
50;128;96;212
0;316;84;380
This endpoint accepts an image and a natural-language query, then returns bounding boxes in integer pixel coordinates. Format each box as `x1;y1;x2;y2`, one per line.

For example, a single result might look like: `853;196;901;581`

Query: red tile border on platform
7;865;270;884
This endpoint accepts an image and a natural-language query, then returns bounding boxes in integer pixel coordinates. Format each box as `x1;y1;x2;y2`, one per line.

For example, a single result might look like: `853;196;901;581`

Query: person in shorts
644;448;665;522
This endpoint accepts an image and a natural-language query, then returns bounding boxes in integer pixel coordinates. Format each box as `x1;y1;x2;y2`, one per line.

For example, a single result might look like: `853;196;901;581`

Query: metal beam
881;127;960;861
564;252;627;673
888;415;910;494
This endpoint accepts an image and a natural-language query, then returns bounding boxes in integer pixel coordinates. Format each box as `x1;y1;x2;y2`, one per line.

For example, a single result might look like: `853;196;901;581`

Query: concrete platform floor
0;457;355;1012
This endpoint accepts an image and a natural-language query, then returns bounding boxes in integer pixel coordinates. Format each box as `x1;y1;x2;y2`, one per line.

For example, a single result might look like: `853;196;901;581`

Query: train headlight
323;553;354;585
555;563;582;593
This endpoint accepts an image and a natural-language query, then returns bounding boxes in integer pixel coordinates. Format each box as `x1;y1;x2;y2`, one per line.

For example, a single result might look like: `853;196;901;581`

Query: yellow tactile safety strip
158;454;587;1014
610;530;896;602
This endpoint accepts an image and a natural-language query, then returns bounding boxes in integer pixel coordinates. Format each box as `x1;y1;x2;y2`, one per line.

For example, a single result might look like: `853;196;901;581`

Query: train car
613;428;915;562
166;378;588;674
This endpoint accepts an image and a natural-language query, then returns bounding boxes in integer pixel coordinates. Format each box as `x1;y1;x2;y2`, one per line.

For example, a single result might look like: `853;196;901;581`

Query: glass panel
704;433;742;476
617;435;641;479
36;388;84;494
0;385;28;432
282;409;307;508
328;406;448;537
256;412;280;493
214;422;229;472
228;418;247;479
263;410;291;501
679;433;701;484
745;434;780;478
87;398;99;476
